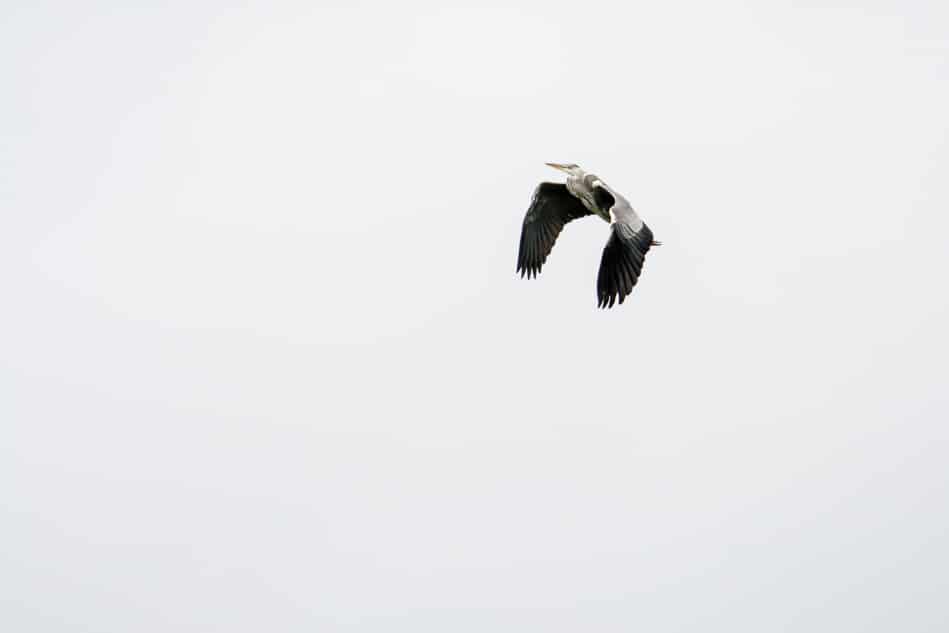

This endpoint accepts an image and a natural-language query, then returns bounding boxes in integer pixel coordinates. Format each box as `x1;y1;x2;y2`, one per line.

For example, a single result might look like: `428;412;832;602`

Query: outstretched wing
594;183;656;308
517;182;592;279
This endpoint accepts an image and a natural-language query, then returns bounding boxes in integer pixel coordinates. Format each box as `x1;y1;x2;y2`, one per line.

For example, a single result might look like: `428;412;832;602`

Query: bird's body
516;163;658;308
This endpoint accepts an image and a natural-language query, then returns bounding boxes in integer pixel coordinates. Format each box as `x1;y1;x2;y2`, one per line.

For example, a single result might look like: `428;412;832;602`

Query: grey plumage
516;163;659;308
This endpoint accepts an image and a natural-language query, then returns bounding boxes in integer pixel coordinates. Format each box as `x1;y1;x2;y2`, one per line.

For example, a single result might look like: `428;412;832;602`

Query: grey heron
516;163;660;308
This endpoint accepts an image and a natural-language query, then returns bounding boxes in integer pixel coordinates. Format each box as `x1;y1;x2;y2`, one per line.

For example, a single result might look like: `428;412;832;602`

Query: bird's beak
545;162;570;172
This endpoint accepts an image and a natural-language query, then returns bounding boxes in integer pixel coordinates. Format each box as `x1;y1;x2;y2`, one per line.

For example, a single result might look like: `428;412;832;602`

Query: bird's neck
566;173;604;217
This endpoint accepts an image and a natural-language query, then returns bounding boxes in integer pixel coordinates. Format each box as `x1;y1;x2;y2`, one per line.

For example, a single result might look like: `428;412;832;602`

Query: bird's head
545;162;584;177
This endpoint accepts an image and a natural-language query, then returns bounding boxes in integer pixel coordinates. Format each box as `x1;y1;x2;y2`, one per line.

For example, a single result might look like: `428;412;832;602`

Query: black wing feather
596;222;655;308
517;183;592;279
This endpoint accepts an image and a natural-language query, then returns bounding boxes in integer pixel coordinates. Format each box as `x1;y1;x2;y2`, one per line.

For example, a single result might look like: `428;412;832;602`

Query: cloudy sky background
3;1;948;631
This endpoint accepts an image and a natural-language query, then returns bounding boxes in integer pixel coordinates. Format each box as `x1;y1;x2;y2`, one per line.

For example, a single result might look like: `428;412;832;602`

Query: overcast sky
3;1;948;631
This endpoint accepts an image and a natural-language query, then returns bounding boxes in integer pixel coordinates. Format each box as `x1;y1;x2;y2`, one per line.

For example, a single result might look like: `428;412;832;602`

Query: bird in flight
516;163;660;308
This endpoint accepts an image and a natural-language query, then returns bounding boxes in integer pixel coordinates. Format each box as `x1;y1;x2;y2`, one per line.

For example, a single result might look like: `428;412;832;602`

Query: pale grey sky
2;1;948;631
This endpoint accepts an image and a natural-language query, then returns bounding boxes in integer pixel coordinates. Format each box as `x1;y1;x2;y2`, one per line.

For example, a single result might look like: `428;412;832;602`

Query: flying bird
516;163;660;308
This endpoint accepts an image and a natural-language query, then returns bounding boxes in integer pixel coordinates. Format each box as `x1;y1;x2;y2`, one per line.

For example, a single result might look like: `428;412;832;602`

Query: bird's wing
517;182;593;279
593;183;656;308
